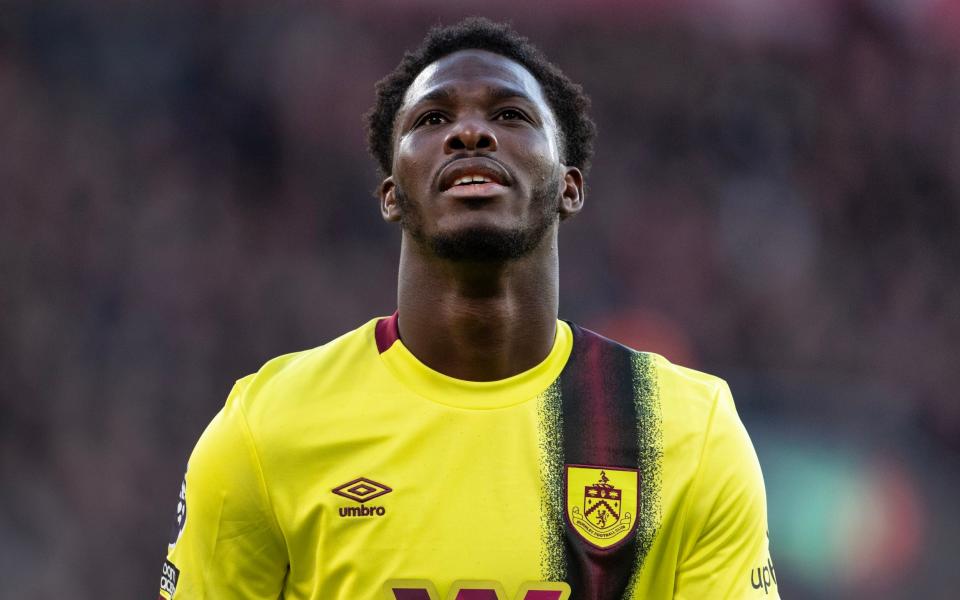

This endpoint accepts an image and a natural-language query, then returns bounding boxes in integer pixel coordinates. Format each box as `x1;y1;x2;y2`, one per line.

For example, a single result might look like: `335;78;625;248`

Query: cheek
513;130;560;175
395;134;416;164
518;148;560;187
394;136;435;189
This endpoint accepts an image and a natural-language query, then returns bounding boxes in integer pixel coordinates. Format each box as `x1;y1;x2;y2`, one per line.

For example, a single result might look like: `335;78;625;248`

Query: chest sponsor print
384;580;570;600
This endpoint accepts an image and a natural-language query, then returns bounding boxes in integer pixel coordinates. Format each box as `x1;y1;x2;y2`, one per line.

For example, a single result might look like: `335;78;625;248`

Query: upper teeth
453;175;492;186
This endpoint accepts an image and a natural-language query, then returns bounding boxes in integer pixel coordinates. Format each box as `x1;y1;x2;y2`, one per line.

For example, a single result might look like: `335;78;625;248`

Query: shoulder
645;351;745;466
226;317;384;426
569;323;743;469
568;322;731;415
250;317;381;386
649;353;734;419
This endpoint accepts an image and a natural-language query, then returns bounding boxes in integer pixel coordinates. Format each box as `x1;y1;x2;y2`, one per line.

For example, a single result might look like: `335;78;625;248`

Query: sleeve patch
168;474;187;549
159;559;180;599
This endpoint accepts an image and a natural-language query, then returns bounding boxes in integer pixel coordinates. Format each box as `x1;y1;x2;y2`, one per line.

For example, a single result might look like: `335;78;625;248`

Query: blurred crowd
1;1;958;598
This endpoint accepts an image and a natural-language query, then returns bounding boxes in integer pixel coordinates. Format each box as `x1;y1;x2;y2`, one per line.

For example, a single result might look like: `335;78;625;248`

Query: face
380;49;583;262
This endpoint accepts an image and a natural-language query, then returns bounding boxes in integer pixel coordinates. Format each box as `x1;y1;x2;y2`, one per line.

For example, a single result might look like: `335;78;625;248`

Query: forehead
401;49;551;112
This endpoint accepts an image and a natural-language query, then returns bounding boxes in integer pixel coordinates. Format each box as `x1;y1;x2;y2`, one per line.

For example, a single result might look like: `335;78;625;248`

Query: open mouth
438;157;512;193
443;178;508;198
447;175;505;195
452;175;494;187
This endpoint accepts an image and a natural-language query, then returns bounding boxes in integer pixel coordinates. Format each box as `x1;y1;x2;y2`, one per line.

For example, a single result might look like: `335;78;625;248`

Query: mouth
438;157;512;195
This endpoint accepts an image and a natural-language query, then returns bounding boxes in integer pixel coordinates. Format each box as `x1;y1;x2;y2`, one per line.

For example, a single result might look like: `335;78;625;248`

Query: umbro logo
332;477;392;518
332;477;392;503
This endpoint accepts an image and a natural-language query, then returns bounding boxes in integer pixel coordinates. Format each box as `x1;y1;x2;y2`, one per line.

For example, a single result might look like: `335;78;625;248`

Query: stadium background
2;1;958;598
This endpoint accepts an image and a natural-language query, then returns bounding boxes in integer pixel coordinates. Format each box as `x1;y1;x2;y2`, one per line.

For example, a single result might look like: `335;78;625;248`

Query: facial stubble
395;175;563;262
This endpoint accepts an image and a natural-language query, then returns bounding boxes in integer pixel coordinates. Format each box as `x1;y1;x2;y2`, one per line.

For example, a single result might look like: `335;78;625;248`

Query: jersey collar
375;312;572;410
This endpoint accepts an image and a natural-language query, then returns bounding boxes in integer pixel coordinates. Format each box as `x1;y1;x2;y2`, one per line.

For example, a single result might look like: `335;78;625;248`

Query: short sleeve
159;377;288;599
674;382;780;599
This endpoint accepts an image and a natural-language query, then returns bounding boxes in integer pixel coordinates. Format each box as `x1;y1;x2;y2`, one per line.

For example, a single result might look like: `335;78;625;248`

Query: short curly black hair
366;17;595;176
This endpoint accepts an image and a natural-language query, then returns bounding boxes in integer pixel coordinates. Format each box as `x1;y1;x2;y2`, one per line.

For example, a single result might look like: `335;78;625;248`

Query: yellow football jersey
159;315;779;599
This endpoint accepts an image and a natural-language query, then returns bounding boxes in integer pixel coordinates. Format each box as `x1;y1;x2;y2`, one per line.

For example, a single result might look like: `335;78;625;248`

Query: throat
399;302;557;381
396;230;560;381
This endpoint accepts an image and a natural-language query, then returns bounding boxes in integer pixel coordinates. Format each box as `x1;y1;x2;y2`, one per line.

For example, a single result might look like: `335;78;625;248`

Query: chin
427;223;547;262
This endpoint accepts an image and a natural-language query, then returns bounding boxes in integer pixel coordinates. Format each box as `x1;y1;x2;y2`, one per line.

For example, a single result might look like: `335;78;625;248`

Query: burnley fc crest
566;465;640;549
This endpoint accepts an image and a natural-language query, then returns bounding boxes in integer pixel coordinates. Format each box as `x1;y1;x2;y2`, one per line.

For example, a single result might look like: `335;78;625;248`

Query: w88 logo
385;580;570;600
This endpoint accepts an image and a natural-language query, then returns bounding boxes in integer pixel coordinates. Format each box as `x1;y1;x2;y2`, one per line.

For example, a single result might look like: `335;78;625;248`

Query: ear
558;167;584;220
379;176;402;222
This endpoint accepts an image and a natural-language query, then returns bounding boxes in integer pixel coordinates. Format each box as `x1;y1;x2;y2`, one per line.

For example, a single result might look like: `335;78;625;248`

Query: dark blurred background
2;1;958;598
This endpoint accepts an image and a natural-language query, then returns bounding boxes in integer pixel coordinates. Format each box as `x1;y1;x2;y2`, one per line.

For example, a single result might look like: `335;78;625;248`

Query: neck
396;229;560;381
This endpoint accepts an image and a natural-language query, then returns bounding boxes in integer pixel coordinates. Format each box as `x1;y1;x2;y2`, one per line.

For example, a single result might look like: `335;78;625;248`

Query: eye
495;108;528;121
414;111;448;128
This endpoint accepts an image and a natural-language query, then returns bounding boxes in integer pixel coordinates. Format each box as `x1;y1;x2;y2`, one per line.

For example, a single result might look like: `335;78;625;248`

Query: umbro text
339;505;386;517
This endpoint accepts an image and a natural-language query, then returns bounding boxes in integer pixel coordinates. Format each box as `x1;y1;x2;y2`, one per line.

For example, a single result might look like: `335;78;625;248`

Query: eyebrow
487;85;536;104
413;85;537;106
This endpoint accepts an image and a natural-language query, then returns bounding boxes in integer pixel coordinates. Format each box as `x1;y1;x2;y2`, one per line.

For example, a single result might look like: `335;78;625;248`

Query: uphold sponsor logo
333;477;392;518
565;464;640;550
750;556;778;595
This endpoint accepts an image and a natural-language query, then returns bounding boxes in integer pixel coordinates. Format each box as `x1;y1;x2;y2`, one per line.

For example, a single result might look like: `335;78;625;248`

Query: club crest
565;464;640;549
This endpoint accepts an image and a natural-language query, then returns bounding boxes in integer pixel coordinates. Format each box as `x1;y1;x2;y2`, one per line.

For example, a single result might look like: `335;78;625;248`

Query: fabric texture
160;317;778;600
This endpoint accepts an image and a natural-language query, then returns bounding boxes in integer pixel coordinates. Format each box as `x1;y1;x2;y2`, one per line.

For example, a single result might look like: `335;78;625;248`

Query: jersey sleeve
160;377;288;599
674;382;780;600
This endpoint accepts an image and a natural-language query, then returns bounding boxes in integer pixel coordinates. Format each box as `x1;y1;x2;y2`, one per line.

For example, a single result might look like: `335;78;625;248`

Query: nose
443;117;498;154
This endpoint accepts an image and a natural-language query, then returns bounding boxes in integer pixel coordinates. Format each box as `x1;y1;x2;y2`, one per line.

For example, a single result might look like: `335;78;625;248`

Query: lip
437;157;513;192
441;181;510;198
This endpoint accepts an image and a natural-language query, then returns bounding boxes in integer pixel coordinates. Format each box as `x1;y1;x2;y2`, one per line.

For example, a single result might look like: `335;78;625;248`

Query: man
160;17;779;600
